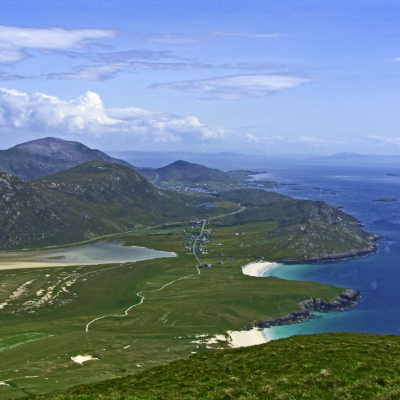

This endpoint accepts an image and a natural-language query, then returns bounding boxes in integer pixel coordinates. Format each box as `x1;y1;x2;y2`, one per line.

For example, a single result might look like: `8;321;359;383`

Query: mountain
0;137;134;180
138;160;263;189
0;160;209;249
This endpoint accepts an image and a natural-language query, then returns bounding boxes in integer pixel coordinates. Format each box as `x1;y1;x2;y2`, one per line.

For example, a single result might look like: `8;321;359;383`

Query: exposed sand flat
0;262;77;270
242;261;280;277
227;328;270;348
0;241;176;271
70;355;99;365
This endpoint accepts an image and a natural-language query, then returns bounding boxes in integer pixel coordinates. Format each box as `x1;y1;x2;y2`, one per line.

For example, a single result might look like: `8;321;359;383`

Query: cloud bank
150;74;312;100
0;88;227;143
0;25;114;65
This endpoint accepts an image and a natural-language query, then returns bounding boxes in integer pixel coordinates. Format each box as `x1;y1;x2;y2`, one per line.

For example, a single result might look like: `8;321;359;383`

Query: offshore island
0;138;383;399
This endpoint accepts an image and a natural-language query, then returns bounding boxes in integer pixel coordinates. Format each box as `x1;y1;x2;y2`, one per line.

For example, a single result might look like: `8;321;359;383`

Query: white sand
0;262;76;270
242;261;279;277
227;328;271;348
70;355;99;365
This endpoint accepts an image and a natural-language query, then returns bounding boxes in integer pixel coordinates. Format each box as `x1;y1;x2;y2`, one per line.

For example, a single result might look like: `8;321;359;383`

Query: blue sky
0;0;399;154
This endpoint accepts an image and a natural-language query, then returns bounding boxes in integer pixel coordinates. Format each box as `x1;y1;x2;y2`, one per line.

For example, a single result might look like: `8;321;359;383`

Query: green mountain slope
0;137;134;180
31;332;400;400
139;160;270;189
0;160;215;249
212;189;379;263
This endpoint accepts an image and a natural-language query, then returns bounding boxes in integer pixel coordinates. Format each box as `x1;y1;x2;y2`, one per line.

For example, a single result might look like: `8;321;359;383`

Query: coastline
240;259;362;337
227;328;272;347
278;236;381;265
242;261;282;277
243;289;361;330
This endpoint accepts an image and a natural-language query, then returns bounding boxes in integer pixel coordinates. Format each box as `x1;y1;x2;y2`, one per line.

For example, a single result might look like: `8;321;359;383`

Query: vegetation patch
30;333;400;400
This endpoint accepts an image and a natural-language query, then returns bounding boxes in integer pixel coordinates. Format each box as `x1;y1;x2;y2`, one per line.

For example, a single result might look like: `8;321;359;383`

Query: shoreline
242;261;282;277
227;327;272;348
278;236;381;265
240;259;362;336
243;289;361;331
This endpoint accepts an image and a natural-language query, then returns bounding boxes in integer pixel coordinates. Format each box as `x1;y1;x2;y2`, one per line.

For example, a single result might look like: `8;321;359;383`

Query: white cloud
0;42;30;64
368;135;400;147
138;34;201;45
0;71;24;81
0;25;114;65
150;74;313;100
48;63;129;81
300;136;327;144
209;31;281;39
138;31;282;45
48;61;213;81
0;88;227;142
0;25;114;49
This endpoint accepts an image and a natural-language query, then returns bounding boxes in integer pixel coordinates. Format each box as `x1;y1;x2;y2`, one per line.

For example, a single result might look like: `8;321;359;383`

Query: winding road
85;206;244;332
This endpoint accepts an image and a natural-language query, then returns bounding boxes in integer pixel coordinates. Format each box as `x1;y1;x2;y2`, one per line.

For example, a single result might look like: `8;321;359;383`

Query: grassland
31;332;400;400
0;215;345;399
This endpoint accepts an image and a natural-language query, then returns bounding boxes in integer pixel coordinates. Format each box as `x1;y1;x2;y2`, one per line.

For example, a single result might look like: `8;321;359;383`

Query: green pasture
0;219;344;398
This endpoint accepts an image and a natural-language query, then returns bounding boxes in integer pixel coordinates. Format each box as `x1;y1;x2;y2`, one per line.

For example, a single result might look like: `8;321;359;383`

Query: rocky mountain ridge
0;137;133;180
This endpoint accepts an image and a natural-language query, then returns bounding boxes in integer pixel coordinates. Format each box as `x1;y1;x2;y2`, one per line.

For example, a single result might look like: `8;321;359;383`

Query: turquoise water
253;162;400;340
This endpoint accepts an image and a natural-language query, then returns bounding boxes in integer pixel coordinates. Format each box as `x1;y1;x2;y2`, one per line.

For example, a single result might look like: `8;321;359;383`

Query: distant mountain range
137;160;256;189
0;137;133;180
0;138;259;189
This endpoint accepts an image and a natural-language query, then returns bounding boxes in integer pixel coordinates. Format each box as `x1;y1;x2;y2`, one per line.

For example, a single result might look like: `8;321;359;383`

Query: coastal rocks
283;238;381;264
244;289;361;330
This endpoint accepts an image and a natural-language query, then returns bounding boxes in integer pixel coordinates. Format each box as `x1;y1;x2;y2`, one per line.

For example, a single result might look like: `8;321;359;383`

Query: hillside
139;159;274;190
0;160;217;249
210;189;378;263
0;137;133;180
30;332;400;400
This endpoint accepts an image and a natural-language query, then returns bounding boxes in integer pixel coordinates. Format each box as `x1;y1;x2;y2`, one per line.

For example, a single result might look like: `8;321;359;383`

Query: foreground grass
32;332;400;400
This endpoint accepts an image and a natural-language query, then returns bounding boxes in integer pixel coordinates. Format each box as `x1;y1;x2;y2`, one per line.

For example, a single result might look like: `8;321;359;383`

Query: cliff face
244;289;361;329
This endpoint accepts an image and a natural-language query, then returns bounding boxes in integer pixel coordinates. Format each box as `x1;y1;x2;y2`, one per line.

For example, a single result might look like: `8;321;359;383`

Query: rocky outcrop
283;237;381;264
244;289;361;330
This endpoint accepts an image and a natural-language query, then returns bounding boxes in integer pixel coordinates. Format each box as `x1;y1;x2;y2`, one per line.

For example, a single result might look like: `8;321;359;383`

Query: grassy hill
0;160;219;249
29;332;400;400
138;160;274;190
0;137;133;180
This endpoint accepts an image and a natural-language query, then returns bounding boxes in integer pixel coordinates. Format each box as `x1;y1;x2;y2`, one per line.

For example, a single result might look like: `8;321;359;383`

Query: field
0;214;344;398
31;332;400;400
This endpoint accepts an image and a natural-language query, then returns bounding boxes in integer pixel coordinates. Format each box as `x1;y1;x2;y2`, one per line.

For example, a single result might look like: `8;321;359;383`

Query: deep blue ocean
119;152;400;339
251;162;400;340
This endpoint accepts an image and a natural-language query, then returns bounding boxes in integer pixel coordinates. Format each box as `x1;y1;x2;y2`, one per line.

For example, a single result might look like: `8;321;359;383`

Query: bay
252;162;400;339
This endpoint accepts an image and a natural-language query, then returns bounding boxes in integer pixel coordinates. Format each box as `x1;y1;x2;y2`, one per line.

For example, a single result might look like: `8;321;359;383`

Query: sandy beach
242;261;280;277
0;242;176;270
227;328;272;348
0;261;81;270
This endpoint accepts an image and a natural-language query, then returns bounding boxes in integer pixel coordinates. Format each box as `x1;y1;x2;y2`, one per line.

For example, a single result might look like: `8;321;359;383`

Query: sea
251;161;400;341
118;152;400;340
